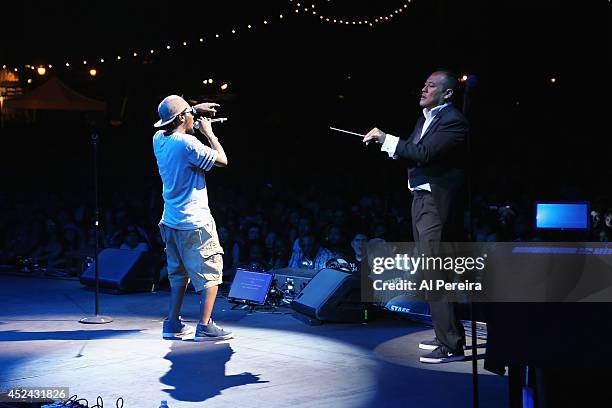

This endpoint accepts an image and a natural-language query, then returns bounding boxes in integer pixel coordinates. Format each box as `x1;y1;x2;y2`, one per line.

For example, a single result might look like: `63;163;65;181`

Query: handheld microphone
194;117;228;129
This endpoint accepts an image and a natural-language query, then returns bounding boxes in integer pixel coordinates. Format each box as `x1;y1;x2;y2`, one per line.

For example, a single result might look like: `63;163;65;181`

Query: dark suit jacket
394;104;468;240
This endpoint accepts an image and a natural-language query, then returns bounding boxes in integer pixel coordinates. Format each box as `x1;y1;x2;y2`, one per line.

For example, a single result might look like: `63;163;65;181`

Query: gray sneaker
162;318;194;340
194;318;233;341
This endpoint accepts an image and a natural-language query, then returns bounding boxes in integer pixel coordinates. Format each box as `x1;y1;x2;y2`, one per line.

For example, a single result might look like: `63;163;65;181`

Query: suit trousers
411;189;465;352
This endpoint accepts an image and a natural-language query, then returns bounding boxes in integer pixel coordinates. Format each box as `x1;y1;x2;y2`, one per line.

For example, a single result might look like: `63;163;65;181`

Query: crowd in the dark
1;179;610;281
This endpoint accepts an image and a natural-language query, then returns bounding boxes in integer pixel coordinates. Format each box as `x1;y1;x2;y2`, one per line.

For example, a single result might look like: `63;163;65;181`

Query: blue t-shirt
153;130;217;230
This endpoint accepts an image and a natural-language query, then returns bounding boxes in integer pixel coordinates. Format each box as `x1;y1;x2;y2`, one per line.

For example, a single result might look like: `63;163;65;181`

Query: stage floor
0;274;507;407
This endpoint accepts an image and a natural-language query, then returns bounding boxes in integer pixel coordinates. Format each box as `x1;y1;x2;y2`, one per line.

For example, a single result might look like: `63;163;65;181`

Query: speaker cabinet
291;268;364;323
80;248;156;293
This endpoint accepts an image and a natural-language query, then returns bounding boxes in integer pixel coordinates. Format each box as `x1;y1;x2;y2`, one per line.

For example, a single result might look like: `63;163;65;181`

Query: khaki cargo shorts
159;219;224;292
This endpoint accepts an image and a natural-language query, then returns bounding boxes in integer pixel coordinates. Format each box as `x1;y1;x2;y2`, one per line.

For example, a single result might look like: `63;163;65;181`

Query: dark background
0;0;609;206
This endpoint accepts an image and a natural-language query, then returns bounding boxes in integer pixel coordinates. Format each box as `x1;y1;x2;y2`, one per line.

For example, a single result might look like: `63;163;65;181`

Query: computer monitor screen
227;269;274;305
535;202;589;230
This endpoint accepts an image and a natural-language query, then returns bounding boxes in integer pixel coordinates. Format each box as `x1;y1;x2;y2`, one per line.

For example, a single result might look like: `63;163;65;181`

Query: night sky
0;0;608;202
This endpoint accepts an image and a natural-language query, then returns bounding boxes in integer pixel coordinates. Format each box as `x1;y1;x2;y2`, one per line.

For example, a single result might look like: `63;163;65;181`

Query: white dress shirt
381;103;449;191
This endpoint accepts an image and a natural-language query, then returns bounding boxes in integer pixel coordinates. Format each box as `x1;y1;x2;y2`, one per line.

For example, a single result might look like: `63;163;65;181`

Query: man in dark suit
364;69;467;363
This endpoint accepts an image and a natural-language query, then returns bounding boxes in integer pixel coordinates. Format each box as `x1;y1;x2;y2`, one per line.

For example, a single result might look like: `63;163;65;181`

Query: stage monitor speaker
80;248;156;293
291;268;365;323
272;267;317;301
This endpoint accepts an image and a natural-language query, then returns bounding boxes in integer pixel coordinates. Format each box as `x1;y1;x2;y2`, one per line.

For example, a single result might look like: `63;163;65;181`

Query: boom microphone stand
79;132;113;324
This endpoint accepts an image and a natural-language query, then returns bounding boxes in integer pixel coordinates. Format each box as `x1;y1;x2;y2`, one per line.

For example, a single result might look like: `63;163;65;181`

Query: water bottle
159;400;169;408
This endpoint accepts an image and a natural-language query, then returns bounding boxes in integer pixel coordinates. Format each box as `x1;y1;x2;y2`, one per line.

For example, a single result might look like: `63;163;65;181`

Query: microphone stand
80;132;113;324
463;76;478;408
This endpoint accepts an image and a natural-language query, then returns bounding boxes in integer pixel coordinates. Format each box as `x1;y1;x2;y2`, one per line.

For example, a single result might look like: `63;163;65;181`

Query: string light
37;67;46;75
550;77;557;84
11;6;284;70
27;79;32;84
296;1;412;27
89;68;97;77
220;83;228;90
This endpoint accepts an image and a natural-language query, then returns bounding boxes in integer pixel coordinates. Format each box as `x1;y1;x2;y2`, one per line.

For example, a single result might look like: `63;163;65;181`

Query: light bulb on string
37;67;46;75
